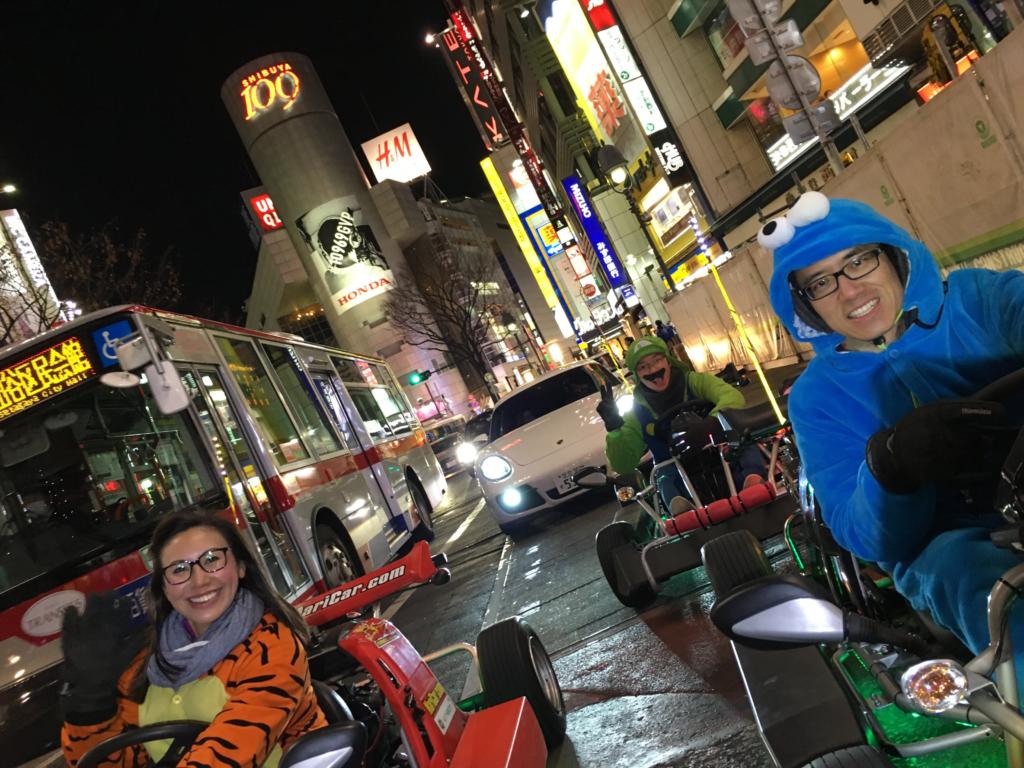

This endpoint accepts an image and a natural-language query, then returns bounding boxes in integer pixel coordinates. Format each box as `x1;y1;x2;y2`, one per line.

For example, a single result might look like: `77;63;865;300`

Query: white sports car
475;361;631;532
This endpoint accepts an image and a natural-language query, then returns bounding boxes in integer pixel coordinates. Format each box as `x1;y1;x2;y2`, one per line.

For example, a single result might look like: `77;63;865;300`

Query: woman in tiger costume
60;509;327;767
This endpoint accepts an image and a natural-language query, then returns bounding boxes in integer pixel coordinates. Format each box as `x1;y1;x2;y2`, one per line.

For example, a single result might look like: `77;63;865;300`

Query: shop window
216;337;310;465
261;344;343;457
704;4;746;71
277;304;338;347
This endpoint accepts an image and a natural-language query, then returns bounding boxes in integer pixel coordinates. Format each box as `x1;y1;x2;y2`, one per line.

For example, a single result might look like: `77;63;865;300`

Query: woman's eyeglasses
799;248;883;301
162;547;231;585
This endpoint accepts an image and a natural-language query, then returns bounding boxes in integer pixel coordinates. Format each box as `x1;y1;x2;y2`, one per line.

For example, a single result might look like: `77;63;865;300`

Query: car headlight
616;393;634;415
479;455;513;481
456;441;478;465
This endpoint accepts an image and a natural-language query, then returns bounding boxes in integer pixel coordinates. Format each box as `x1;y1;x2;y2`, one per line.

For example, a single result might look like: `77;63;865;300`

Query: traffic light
407;370;433;385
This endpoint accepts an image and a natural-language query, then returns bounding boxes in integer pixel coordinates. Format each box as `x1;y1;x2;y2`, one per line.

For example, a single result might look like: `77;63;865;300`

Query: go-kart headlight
616;393;634;415
455;442;478;465
479;455;513;482
900;659;968;713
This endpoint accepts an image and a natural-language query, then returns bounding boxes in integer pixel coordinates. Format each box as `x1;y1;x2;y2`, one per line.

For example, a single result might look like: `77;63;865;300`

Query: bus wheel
410;479;435;542
317;523;361;589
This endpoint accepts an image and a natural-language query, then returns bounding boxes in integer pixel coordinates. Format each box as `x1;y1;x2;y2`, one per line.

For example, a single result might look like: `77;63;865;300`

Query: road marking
444;498;485;546
382;499;487;622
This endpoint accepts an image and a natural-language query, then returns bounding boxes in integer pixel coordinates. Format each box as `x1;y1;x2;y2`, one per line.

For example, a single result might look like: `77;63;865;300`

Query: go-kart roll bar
297;541;441;627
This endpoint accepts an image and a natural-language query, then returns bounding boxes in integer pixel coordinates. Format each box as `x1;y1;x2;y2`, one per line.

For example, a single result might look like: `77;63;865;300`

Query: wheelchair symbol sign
92;320;135;368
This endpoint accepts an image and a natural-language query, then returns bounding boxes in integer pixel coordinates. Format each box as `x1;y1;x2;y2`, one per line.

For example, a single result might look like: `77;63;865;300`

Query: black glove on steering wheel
60;591;148;724
866;399;1007;495
596;386;625;432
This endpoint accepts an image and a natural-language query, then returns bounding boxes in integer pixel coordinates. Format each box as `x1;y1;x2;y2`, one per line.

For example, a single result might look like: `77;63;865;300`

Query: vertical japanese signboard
439;16;507;150
561;175;627;289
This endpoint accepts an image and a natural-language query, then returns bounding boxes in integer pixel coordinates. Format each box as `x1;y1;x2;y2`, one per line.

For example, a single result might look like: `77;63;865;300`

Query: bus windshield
0;378;220;609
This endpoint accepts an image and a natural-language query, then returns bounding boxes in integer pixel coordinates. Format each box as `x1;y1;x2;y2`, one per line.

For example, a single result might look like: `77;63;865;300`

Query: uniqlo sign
249;193;283;232
440;11;507;150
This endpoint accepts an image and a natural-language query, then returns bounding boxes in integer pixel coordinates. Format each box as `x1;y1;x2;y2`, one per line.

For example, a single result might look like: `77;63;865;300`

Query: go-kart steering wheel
972;368;1024;518
77;721;206;768
652;400;715;442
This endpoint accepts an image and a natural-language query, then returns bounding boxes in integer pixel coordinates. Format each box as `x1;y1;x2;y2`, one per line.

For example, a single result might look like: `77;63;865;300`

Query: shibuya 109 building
220;53;467;406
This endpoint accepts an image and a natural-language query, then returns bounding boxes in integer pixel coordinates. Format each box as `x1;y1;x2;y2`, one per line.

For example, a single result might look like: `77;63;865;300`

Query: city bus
0;305;447;766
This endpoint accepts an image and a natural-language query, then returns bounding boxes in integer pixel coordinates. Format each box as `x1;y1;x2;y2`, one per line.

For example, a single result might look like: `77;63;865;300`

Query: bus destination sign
0;337;96;421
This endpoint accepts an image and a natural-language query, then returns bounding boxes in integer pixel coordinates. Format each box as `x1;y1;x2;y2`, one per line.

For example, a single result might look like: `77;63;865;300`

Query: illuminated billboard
0;337;96;421
296;197;394;315
248;193;283;232
238;61;301;122
360;123;432;184
561;175;626;289
540;0;646;164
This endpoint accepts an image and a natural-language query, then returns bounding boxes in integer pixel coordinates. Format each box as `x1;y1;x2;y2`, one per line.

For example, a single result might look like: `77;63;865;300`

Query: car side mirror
710;574;845;649
573;466;609;488
280;721;367;768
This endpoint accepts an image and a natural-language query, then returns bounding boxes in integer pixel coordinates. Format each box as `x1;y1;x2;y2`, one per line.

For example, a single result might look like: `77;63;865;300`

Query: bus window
310;371;360;451
0;379;219;603
189;370;309;595
332;356;366;384
370;385;416;434
215;337;310;466
261;344;342;457
346;387;393;442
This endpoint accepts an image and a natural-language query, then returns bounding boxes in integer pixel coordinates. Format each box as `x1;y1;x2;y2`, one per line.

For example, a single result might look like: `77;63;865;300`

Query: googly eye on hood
763;194;944;348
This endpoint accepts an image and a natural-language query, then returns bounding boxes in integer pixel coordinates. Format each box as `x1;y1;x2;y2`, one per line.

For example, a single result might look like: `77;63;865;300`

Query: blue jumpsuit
767;198;1024;658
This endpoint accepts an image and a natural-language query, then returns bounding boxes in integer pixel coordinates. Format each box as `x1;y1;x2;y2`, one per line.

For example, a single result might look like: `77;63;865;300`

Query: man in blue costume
762;191;1024;657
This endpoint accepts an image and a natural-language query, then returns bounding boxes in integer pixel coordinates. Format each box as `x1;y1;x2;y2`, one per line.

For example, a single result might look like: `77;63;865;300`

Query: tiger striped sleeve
180;615;325;768
61;655;145;768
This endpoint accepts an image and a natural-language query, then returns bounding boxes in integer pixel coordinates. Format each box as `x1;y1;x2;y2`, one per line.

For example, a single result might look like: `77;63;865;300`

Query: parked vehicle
423;413;468;477
475;361;629;534
0;305;447;766
455;410;493;477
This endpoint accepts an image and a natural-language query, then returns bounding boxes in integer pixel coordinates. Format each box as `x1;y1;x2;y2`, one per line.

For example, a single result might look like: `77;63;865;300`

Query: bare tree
0;242;64;346
34;221;183;312
383;245;519;399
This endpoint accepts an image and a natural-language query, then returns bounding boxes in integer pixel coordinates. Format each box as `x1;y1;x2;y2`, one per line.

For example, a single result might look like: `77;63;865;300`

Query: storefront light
640;179;671;211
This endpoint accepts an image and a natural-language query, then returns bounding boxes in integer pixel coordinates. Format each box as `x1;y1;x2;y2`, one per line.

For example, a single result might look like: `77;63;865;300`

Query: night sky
0;2;488;317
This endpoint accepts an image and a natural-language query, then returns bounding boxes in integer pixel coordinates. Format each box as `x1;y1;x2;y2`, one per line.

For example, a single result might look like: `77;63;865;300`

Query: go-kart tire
701;530;771;599
477;617;566;747
596;522;656;609
801;745;892;767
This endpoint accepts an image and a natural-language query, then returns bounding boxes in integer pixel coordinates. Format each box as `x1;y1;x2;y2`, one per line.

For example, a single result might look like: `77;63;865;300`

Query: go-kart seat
313;680;355;724
719;399;788;435
279;721;367;768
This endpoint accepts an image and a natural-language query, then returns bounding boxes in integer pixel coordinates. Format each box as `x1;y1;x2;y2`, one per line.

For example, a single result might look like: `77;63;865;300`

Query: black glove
866;399;1007;495
60;591;148;724
596;386;625;432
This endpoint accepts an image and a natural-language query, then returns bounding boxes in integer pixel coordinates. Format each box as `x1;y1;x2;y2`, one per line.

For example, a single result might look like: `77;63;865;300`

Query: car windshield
465;413;491;441
490;368;599;439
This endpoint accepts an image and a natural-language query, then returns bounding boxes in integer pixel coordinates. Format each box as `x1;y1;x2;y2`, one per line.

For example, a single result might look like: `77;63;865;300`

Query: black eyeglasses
162;547;231;585
798;248;883;301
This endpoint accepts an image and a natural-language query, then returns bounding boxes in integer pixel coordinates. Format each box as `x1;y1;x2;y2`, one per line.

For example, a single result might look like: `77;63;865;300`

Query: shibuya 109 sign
239;61;301;121
296;197;394;314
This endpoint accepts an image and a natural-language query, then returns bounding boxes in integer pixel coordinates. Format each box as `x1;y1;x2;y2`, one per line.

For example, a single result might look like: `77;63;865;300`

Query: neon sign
249;193;283;232
0;337;96;421
240;62;301;121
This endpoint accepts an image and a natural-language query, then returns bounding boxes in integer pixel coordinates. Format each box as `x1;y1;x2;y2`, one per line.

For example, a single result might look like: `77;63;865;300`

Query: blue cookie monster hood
767;198;945;350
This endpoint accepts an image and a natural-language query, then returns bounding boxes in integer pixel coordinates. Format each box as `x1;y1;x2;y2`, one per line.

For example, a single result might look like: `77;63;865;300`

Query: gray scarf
147;588;265;689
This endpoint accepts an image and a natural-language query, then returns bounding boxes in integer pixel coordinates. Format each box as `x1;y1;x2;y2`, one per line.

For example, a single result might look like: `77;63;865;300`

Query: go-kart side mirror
711;574;845;649
573;466;610;488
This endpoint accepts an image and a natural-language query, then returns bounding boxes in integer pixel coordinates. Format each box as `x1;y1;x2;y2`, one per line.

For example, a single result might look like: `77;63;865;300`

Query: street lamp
596;144;676;292
1;184;16;194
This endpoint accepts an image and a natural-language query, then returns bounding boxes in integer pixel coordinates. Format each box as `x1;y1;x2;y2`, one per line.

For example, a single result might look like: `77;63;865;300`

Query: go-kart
702;369;1024;768
577;397;799;608
77;541;565;768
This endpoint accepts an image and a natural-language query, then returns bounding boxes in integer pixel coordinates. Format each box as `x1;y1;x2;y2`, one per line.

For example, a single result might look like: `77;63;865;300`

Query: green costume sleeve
686;371;746;413
605;410;648;475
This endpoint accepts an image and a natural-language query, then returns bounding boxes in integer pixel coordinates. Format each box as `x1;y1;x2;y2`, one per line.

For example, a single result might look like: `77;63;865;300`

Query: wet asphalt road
386;471;783;768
